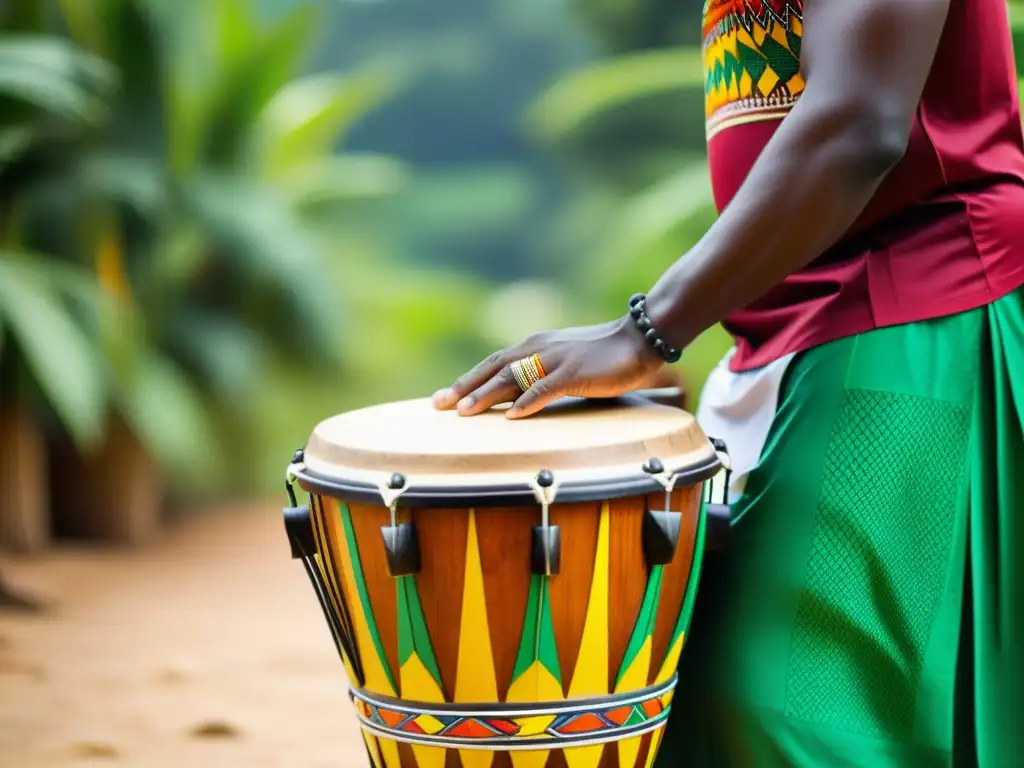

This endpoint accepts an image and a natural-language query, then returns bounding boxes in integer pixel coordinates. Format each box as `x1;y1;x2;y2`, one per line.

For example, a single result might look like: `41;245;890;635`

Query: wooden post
50;416;163;545
0;403;51;552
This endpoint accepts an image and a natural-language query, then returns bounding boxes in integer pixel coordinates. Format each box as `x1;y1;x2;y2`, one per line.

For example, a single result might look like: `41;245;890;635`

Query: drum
283;394;730;768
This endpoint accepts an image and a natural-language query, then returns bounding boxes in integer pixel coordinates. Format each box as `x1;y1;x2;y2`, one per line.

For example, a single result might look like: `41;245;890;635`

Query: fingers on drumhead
457;365;520;416
453;348;517;399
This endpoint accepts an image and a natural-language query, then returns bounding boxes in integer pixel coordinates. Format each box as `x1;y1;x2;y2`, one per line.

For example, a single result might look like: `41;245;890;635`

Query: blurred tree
2;0;503;504
571;0;704;53
286;0;594;281
0;16;129;565
0;24;120;553
1;0;420;511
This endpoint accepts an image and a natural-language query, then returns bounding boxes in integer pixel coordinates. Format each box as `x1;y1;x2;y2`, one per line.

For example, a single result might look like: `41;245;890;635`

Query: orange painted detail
446;719;497;739
642;699;664;719
380;709;407;728
557;713;610;734
485;719;521;735
604;706;635;726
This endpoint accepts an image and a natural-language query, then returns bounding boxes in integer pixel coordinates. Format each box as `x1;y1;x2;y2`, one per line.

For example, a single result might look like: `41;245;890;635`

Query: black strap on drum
284;481;365;688
703;437;733;553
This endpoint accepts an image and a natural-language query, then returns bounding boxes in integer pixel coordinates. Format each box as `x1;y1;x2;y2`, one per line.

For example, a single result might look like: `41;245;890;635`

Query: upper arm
800;0;952;143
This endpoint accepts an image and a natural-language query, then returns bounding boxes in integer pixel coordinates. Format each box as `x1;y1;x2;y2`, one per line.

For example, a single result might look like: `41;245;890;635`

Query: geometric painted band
350;675;677;751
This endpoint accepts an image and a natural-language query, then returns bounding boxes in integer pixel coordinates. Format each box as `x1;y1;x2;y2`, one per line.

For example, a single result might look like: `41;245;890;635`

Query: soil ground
0;501;369;767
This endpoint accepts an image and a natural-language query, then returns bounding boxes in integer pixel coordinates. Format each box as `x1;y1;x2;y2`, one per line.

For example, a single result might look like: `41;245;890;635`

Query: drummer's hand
432;317;664;419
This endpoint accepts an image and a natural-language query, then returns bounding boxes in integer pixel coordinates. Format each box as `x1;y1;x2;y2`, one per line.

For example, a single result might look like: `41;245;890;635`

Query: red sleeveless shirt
704;0;1024;371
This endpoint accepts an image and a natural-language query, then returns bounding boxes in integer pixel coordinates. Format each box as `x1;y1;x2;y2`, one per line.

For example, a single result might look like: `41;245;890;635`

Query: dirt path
0;502;369;767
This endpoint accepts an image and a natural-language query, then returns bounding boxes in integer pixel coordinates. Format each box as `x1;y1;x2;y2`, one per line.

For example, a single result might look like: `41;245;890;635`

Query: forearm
645;96;906;349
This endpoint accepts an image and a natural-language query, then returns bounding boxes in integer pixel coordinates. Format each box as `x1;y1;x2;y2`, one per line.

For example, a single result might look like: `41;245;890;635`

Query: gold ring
510;360;530;392
532;354;546;378
510;355;546;393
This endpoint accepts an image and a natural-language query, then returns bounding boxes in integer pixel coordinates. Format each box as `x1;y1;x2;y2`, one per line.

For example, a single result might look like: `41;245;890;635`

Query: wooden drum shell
306;486;705;768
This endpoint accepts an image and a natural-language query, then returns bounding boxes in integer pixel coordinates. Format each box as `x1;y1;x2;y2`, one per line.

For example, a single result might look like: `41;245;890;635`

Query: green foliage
0;0;416;493
1012;2;1024;79
570;0;704;53
0;35;114;125
527;47;704;142
0;254;107;449
252;70;403;177
305;0;592;281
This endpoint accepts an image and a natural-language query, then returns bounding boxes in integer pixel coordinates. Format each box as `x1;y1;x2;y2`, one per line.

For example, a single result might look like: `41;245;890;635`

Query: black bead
629;293;645;307
629;303;644;319
388;473;406;490
637;316;652;332
645;328;660;343
643;457;665;474
537;469;555;488
653;338;666;351
292;448;305;464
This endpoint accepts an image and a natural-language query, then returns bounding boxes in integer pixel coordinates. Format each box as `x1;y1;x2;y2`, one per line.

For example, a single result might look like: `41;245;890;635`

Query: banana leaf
0;35;114;123
180;174;345;357
252;68;403;178
113;345;220;481
0;253;106;449
190;3;317;168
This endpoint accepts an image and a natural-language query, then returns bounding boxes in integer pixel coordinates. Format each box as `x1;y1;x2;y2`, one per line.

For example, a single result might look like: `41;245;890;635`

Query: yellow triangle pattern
455;511;497;768
654;632;686;687
375;737;402;768
511;749;554;768
564;502;611;768
324;502;402;768
507;661;563;768
614;636;653;768
644;727;666;768
400;654;447;768
362;733;383;768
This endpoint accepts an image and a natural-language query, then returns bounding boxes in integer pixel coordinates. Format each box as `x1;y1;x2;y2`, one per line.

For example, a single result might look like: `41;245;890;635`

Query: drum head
296;394;719;506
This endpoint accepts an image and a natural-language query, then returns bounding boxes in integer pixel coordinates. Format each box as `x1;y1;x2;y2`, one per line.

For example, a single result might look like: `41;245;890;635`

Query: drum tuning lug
382;521;421;577
643;509;682;566
644;456;682;564
283;504;315;560
530;469;559;576
709;437;727;454
643;457;665;475
388;473;406;490
531;524;562;576
292;447;305;465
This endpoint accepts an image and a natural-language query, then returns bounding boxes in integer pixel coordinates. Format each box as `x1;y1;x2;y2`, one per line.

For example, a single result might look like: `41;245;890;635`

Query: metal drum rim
293;452;721;507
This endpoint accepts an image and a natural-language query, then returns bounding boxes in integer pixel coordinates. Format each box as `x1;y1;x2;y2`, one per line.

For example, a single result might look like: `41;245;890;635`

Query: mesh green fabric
783;390;970;739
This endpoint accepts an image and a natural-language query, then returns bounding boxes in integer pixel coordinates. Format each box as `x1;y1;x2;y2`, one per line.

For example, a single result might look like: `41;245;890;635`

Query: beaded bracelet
628;293;682;364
